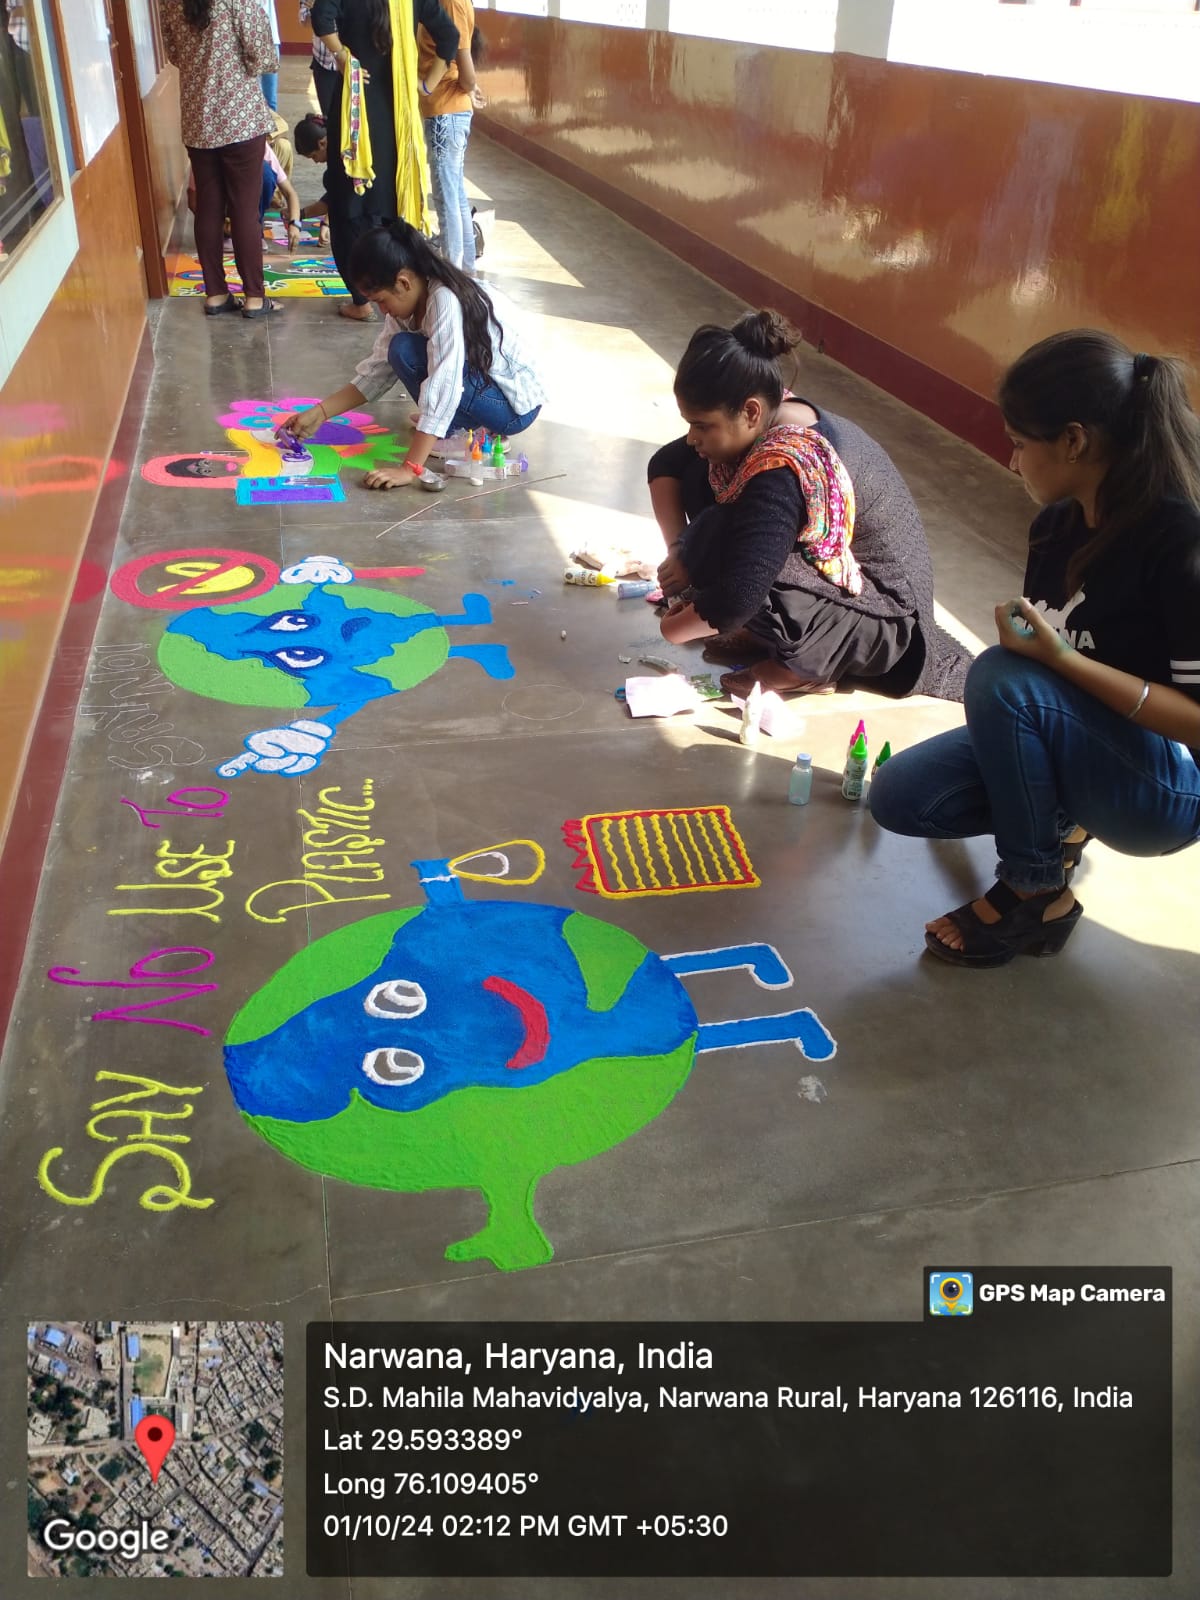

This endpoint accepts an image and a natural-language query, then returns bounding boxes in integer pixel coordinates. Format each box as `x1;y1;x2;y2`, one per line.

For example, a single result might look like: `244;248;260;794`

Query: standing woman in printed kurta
161;0;281;318
310;0;459;321
871;330;1200;966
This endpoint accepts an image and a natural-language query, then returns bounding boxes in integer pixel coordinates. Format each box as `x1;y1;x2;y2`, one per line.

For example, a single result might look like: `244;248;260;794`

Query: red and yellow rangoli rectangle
562;806;759;899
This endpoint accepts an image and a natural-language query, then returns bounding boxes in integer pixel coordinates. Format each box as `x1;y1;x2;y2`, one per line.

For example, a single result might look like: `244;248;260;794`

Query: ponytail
674;310;801;415
181;0;213;27
999;329;1200;591
349;222;502;381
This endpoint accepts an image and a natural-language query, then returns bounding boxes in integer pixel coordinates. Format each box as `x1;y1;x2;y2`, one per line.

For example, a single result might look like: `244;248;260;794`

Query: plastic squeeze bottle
841;732;869;800
788;753;813;806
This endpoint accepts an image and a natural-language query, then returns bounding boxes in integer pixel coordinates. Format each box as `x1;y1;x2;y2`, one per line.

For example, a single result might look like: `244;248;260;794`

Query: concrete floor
1;63;1196;1599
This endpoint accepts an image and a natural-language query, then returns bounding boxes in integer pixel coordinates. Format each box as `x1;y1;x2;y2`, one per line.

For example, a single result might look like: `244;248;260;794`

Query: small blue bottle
788;753;813;806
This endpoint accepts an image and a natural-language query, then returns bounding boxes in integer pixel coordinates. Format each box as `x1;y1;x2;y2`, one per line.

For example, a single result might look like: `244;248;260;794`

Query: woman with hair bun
870;329;1200;966
651;310;970;702
275;221;544;488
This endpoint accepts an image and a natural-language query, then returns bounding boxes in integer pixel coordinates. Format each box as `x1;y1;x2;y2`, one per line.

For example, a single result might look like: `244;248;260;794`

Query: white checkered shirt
355;283;546;440
300;1;338;71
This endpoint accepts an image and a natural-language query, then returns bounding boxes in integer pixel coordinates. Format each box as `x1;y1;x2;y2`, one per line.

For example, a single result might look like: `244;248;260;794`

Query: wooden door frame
106;0;167;296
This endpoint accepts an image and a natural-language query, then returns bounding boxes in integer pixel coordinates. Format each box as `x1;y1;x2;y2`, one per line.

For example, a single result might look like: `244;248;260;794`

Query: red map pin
134;1415;176;1483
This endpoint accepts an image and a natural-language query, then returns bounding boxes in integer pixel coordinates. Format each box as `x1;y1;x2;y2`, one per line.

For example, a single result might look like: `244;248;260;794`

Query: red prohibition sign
110;548;282;611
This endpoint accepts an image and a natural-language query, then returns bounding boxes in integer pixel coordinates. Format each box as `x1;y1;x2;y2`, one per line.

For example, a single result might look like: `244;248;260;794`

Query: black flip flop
242;298;285;319
203;294;241;316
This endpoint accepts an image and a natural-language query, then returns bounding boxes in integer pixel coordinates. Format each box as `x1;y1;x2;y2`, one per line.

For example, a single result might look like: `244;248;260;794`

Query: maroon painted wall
476;17;1200;461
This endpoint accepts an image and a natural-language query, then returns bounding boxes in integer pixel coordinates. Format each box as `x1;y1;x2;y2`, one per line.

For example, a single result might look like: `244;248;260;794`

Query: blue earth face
224;901;699;1122
165;585;448;708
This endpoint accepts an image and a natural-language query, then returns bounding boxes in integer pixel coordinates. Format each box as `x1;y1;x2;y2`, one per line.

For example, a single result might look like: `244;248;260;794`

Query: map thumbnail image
27;1321;284;1578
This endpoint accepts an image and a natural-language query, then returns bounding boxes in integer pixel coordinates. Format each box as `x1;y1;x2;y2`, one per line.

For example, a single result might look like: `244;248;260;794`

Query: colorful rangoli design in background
166;236;347;299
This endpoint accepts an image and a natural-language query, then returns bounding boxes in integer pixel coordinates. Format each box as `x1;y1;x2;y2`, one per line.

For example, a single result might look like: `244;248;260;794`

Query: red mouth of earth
482;976;550;1071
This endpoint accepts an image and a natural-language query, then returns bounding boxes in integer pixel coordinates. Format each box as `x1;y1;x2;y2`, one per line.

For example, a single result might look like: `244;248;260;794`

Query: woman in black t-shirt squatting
870;329;1200;966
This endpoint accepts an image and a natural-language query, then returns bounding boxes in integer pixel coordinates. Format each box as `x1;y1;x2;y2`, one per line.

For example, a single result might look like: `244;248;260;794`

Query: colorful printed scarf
339;53;371;195
709;423;862;596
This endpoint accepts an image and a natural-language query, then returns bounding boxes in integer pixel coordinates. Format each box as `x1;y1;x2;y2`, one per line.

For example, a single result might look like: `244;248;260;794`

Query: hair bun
732;310;799;362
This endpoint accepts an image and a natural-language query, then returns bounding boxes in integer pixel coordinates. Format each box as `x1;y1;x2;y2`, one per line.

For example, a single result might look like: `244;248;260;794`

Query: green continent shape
562;911;650;1012
156;583;447;708
227;908;423;1046
328;434;409;473
245;1039;697;1271
157;583;318;709
343;587;450;692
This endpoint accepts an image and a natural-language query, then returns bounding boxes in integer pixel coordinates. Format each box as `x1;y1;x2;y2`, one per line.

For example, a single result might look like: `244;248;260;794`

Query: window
0;0;62;260
128;0;163;98
889;0;1200;100
0;0;79;387
670;0;838;51
560;0;648;23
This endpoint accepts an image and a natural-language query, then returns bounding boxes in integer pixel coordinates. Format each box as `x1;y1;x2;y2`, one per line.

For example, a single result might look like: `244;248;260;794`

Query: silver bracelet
1126;680;1150;720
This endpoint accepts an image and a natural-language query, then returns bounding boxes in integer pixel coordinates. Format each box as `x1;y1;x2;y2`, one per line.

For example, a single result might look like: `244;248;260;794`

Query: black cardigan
310;0;460;63
648;408;969;698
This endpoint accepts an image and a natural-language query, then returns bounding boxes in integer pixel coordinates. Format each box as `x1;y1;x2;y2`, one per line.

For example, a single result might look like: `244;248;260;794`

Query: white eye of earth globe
361;1047;425;1085
363;979;427;1018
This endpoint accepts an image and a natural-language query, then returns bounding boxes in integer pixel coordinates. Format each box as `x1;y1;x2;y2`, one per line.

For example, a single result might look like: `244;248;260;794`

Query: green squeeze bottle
841;732;869;800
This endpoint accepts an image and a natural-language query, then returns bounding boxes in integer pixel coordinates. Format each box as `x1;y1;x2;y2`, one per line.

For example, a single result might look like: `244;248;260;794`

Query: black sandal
203;294;241;316
242;298;285;319
925;881;1082;968
1062;832;1093;882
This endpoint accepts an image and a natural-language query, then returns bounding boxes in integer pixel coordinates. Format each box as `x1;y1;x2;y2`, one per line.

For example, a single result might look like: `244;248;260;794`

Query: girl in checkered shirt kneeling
279;220;544;490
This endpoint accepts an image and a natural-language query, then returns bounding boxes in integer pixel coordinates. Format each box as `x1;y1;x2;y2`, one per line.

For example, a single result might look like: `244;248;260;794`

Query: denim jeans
424;112;474;271
259;164;277;223
869;647;1200;893
260;72;278;111
387;331;541;437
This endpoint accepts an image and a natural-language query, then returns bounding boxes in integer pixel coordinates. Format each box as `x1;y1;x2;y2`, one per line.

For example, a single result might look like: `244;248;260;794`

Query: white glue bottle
787;753;813;806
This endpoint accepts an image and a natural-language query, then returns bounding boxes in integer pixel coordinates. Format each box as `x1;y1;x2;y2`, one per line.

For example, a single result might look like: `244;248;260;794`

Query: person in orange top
418;0;482;271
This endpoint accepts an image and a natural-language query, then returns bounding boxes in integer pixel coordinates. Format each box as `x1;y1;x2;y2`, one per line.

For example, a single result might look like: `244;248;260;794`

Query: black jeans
311;59;340;121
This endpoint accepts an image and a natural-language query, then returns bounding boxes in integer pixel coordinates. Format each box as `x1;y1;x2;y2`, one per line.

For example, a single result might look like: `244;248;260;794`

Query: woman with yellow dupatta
310;0;459;321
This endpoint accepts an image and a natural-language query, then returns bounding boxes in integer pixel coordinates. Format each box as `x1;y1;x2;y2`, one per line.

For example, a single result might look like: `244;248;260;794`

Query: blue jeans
869;647;1200;893
387;331;541;437
260;72;278;111
424;112;474;271
259;165;277;222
